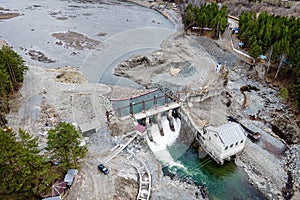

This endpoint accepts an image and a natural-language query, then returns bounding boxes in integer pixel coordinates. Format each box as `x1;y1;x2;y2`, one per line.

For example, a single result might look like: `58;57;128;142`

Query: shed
64;169;78;186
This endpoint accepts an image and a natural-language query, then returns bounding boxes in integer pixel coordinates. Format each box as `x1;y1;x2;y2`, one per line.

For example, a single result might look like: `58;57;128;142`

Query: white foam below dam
146;116;183;168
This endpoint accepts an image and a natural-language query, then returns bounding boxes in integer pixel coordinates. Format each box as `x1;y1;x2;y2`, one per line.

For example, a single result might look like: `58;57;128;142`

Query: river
1;0;265;199
0;0;174;86
147;116;266;199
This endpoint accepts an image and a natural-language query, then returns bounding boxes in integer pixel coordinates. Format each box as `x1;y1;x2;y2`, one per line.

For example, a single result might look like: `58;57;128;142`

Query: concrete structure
108;90;180;141
109;89;247;165
199;122;246;164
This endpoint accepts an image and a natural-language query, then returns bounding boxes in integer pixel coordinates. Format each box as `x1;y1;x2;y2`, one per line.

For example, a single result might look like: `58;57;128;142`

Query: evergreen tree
0;46;27;92
0;128;57;198
239;11;300;107
46;122;87;172
18;129;58;197
183;3;228;36
249;41;262;59
0;46;28;127
184;4;195;29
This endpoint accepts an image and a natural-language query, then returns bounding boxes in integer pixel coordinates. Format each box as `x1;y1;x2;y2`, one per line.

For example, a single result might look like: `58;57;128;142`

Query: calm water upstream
0;0;174;86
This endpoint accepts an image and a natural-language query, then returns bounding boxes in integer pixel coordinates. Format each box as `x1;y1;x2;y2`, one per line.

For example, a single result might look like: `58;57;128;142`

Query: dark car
98;164;109;175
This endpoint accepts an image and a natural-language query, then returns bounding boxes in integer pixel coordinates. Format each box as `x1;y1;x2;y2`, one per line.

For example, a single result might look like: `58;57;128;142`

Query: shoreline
127;0;183;32
113;31;300;199
98;2;299;198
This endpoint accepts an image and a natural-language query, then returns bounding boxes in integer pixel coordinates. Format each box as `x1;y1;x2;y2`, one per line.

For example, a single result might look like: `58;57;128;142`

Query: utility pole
266;47;273;77
275;53;285;80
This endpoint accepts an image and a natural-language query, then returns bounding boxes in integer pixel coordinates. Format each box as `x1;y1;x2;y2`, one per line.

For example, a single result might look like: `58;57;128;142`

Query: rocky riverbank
114;32;300;199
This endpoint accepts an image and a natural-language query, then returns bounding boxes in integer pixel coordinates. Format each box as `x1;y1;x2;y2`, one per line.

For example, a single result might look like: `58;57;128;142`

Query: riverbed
0;0;289;199
0;0;174;86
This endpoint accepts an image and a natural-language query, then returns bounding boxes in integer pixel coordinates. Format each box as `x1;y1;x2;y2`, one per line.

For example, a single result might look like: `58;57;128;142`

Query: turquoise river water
165;145;266;200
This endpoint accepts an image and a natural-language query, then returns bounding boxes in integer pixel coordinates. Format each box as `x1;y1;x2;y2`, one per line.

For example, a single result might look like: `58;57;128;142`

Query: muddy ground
52;31;101;50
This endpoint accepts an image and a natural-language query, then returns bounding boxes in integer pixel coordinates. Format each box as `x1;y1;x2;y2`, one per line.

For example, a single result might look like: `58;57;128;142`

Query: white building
201;122;246;165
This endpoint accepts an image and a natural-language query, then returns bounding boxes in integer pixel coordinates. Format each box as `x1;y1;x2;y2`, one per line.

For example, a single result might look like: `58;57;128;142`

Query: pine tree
239;11;300;108
18;129;58;197
46;122;87;172
0;128;21;194
0;46;27;92
0;46;28;127
0;128;57;198
249;41;262;59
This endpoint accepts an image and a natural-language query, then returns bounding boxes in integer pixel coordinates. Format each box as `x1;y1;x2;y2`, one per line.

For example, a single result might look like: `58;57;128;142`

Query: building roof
64;169;78;185
52;179;67;196
136;123;146;133
207;122;246;146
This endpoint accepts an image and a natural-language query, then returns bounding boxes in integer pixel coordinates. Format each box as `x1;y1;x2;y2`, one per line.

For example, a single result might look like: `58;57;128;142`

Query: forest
0;46;28;127
183;3;228;38
182;2;300;108
0;122;87;199
239;11;300;108
0;47;87;199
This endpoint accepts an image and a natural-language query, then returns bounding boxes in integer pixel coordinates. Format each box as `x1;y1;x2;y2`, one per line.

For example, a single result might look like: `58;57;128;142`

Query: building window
240;140;244;143
235;142;239;146
230;144;233;148
225;146;228;150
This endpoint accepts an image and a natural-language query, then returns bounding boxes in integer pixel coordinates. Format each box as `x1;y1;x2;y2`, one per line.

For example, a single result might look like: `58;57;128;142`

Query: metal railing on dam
106;88;180;121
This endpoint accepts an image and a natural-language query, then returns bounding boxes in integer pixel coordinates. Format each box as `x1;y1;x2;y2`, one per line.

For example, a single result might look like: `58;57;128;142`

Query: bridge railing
106;94;177;121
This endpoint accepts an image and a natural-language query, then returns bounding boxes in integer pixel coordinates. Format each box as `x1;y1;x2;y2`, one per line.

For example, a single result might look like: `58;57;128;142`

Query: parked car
98;164;109;175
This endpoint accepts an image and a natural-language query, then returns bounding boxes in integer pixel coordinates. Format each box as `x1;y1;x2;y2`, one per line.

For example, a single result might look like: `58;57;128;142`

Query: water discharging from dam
147;115;265;200
146;116;183;167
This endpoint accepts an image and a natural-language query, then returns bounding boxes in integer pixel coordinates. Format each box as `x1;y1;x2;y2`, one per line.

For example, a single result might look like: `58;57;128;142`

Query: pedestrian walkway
126;150;151;200
103;132;137;163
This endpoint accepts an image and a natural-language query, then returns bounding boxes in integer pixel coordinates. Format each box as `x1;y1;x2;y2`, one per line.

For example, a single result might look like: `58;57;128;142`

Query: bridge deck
119;102;180;120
